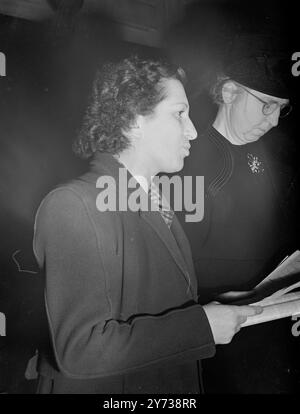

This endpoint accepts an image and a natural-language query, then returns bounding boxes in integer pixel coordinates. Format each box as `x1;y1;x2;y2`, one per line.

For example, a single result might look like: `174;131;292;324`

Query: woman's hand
203;302;263;344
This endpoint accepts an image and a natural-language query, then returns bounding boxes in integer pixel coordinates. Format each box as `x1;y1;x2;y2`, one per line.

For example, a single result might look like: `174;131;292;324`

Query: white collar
115;156;151;194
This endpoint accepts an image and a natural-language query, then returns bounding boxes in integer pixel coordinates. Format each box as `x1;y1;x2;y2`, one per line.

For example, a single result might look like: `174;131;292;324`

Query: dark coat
33;152;215;394
177;125;299;393
178;126;297;302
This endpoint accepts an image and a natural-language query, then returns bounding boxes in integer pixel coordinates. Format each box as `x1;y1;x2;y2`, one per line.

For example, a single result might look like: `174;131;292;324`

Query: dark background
0;0;299;393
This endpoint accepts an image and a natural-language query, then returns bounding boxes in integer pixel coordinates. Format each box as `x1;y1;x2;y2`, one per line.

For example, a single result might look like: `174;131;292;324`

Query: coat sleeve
33;187;215;379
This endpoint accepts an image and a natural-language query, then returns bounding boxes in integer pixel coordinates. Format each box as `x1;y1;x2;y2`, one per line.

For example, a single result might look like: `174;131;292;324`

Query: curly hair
209;74;231;105
209;73;247;105
73;55;186;158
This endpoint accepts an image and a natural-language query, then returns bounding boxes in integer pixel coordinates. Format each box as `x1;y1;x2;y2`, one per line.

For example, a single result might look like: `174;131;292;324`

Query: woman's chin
171;160;185;173
159;159;183;174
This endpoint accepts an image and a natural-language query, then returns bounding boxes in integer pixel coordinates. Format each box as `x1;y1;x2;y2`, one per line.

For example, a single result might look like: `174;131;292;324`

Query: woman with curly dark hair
73;56;188;158
33;55;260;394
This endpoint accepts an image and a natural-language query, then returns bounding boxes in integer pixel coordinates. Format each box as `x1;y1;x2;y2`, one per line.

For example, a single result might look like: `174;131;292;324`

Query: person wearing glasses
177;55;297;392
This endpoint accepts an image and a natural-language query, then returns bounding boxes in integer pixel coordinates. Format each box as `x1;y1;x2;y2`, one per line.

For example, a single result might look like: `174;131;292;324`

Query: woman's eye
177;110;185;118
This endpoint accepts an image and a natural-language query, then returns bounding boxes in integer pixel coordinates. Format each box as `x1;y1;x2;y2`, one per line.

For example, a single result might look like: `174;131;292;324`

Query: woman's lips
182;145;190;156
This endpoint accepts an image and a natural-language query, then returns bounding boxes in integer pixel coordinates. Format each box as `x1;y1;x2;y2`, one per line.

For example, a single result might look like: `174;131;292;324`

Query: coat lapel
89;152;196;297
139;208;196;297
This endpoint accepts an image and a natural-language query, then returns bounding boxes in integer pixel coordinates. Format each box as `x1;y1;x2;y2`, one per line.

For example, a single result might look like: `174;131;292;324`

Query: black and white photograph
0;0;300;398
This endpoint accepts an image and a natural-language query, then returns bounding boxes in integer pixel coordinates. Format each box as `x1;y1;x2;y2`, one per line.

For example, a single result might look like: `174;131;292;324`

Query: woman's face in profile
138;78;197;175
227;86;288;145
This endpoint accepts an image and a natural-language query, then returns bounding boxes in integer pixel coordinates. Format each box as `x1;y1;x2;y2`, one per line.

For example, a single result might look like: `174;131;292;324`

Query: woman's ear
222;81;239;104
126;115;143;141
133;115;143;134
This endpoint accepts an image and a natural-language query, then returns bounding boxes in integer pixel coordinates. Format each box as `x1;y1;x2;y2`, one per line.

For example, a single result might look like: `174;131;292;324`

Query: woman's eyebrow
171;102;189;108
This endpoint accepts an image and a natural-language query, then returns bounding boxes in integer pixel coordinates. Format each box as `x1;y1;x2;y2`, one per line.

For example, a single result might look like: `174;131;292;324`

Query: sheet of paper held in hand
242;250;300;327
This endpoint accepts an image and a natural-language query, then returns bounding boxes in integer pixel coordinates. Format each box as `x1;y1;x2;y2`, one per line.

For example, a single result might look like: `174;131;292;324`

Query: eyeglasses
238;84;292;118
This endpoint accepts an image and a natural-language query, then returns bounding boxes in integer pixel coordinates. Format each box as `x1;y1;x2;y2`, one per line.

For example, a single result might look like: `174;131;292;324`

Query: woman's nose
185;117;198;140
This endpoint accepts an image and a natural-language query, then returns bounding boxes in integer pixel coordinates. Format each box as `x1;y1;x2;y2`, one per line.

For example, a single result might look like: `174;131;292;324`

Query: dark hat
225;55;289;99
224;33;290;99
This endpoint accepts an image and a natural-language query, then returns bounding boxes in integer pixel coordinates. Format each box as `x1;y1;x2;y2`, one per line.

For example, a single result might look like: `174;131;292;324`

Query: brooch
247;153;265;174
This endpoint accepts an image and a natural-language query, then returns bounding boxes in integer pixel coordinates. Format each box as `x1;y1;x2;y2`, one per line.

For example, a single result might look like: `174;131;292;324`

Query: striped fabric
149;183;174;228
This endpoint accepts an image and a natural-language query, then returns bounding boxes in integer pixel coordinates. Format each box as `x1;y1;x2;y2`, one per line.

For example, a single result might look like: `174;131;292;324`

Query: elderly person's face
222;81;289;145
137;78;197;174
